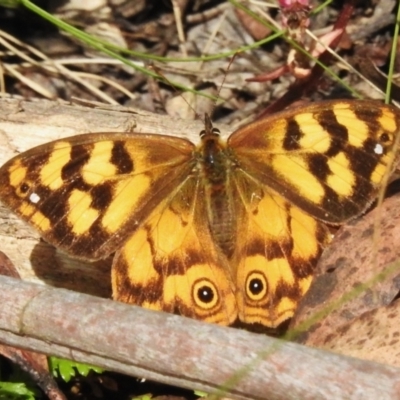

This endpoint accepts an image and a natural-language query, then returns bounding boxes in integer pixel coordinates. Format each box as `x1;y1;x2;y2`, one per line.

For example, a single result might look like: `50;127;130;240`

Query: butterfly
0;99;399;329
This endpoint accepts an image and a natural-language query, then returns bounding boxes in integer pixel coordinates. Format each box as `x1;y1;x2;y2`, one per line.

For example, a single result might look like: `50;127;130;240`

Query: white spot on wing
29;192;40;204
374;143;383;155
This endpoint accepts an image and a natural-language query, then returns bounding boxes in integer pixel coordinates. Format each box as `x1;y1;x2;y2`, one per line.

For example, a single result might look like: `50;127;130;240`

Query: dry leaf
0;250;20;278
234;8;272;41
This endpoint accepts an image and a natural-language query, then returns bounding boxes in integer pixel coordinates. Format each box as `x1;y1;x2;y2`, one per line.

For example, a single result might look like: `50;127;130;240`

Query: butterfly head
199;113;221;139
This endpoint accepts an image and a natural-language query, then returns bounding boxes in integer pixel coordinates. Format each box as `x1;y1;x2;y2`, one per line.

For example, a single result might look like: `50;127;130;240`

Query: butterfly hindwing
112;174;237;325
230;169;330;327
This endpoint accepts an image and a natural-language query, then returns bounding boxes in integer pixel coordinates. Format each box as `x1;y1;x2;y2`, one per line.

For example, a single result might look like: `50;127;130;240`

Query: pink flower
279;0;310;7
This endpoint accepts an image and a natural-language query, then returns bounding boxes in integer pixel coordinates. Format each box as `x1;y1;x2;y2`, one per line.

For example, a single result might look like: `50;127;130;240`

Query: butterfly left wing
229;100;400;224
112;172;238;325
0;131;238;325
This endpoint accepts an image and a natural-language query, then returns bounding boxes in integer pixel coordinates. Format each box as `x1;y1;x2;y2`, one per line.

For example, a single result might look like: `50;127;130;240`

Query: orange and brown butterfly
0;99;399;329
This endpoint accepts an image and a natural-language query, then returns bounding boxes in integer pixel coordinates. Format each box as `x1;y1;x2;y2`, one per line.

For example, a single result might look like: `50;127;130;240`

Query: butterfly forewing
0;132;195;259
229;100;400;223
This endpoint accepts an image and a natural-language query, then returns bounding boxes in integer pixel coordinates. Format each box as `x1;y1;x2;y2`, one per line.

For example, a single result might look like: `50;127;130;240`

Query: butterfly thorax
197;116;236;258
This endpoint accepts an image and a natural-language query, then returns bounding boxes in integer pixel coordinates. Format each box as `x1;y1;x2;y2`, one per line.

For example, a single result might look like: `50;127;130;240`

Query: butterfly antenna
149;52;239;125
209;52;240;119
204;113;213;135
148;64;202;119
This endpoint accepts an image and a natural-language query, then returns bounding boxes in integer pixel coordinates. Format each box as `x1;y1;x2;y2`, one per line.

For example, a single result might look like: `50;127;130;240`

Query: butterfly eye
193;279;219;309
246;271;268;301
199;128;221;138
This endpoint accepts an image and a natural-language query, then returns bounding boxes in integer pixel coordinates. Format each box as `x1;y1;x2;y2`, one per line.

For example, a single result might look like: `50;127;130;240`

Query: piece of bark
311;298;400;368
291;194;400;345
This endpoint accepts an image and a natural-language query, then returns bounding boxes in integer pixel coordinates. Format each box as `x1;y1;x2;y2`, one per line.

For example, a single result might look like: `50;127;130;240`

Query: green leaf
49;357;103;383
194;390;209;397
0;0;21;8
130;395;153;400
0;381;37;400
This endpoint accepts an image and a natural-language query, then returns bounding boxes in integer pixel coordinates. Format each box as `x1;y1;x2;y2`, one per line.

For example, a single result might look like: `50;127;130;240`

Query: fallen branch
1;275;400;399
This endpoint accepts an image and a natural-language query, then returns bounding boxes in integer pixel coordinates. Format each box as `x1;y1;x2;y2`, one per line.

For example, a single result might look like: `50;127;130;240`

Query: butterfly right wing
112;173;238;325
230;169;330;328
